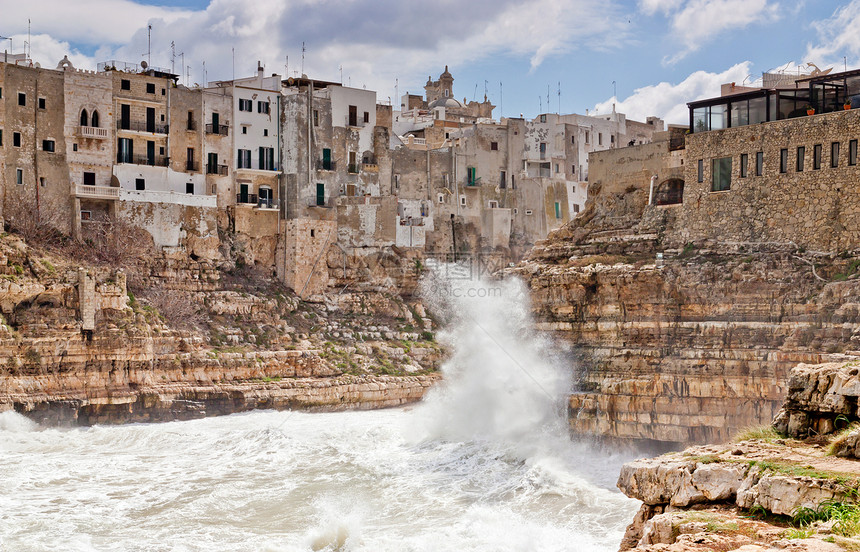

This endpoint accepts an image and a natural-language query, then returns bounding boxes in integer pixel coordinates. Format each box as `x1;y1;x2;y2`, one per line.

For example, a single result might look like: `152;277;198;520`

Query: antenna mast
301;42;305;75
500;81;503;117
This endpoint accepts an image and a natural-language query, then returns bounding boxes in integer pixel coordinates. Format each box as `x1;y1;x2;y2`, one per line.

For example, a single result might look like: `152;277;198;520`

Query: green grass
793;501;860;537
783;527;814;539
828;424;860;456
734;425;784;442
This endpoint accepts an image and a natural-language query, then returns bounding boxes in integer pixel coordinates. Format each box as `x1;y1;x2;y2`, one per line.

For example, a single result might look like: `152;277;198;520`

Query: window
813;144;822;170
611;135;615;144
0;87;2;98
460;196;466;207
555;163;560;173
0;129;2;146
490;141;498;151
697;159;703;182
73;144;77;152
832;142;840;168
489;200;499;209
237;149;251;169
187;110;194;130
363;111;369;123
540;114;546;123
239;99;252;112
121;79;130;90
711;157;731;192
242;126;248;134
38;97;45;109
16;169;23;184
571;165;576;176
313;110;319;126
740;154;748;178
467;166;477;185
394;174;400;189
511;174;516;189
259;147;275;170
257;100;270;114
135;178;145;190
598;133;603;146
500;170;506;189
18;92;26;106
13;132;21;147
554;202;561;219
796;146;805;172
316;183;325;206
850;140;858;166
42;140;55;153
146;83;155;94
83;172;96;186
80;109;89;127
348;105;357;126
39;177;45;188
310;228;316;238
755;151;763;176
779;148;788;173
80;210;92;221
571;136;575;144
118;138;133;163
539;142;546;159
573;204;580;214
186;182;194;195
438;193;444;204
186;147;195;171
585;131;590;144
263;129;268;137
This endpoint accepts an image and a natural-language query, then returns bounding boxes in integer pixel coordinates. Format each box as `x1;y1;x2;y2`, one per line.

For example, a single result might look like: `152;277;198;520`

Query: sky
1;0;858;125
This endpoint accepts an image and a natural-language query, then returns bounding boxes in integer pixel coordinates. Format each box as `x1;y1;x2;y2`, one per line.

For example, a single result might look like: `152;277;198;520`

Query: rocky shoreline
2;373;440;425
616;361;860;551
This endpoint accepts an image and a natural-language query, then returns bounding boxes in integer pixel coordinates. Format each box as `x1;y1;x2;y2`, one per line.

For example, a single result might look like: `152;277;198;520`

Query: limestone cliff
616;361;860;552
0;234;443;424
514;181;860;444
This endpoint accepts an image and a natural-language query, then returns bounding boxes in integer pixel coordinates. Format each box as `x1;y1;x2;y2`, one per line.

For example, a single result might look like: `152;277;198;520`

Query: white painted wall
329;85;376;153
234;85;280;171
113;164;206;195
120;189;217;208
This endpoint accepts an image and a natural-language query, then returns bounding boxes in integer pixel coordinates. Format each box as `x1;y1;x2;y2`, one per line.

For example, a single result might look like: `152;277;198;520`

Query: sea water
0;265;640;551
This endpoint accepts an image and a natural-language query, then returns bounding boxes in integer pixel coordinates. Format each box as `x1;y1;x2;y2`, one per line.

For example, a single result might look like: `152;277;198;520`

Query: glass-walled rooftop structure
688;68;860;133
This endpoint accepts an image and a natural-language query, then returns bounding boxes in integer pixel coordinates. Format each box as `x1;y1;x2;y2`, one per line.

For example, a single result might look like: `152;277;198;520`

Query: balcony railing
256;197;276;209
237;193;258;205
117;154;170;167
78;126;109;139
186;120;197;131
117;120;168;134
205;123;229;136
317;159;336;171
347;163;359;174
362;162;378;172
75;184;120;199
207;164;228;176
185;161;199;172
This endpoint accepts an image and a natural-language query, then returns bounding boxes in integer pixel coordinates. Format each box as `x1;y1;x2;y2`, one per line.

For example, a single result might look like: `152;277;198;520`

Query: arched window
654;179;684;206
91;110;100;128
80;109;88;127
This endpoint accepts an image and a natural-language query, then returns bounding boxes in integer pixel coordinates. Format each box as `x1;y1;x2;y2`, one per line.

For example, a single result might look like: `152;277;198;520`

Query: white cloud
640;0;780;64
639;0;683;15
592;61;752;124
4;34;98;70
2;0;193;46
805;1;860;68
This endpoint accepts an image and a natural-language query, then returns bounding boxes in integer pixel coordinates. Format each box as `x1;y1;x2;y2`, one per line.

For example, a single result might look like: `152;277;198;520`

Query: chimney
257;61;264;77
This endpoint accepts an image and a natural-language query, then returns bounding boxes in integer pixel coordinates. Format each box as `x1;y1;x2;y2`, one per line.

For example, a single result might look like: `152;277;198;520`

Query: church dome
429;97;463;109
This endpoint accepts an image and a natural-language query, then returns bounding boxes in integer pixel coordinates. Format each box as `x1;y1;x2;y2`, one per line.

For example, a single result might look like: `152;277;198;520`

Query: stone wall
673;110;860;250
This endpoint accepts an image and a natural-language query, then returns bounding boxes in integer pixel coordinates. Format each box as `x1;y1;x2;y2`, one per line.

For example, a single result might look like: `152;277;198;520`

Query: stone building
0;58;73;233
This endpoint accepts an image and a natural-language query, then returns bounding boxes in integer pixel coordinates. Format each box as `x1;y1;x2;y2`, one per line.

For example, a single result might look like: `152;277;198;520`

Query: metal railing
186;120;197;131
185;161;199;172
347;163;359;174
207;164;228;176
257;197;275;209
236;193;258;205
654;187;684;206
205;123;229;136
117;120;168;134
117;154;169;167
317;159;336;171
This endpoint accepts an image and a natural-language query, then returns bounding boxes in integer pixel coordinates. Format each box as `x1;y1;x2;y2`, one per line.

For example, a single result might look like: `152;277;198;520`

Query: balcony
205;123;229;136
117;154;170;167
362;162;379;173
236;193;258;205
206;164;228;176
75;184;120;200
117;120;168;134
317;159;336;171
186;120;197;131
256;197;278;210
77;126;109;140
185;161;199;172
347;163;359;174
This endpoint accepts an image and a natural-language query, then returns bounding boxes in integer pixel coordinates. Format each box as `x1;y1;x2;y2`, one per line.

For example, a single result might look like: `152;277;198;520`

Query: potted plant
845;102;852;110
806;105;815;116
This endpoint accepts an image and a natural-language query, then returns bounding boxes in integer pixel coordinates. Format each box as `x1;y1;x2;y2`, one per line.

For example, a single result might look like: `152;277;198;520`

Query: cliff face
0;234;443;424
616;362;860;552
514;193;860;443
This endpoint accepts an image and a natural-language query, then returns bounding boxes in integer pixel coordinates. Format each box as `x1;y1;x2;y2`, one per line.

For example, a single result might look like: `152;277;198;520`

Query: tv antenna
301;42;305;75
142;24;152;67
